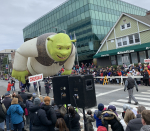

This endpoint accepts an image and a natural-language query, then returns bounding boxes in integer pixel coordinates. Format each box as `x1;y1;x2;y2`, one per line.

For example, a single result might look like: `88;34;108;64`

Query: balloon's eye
58;48;61;50
67;48;70;50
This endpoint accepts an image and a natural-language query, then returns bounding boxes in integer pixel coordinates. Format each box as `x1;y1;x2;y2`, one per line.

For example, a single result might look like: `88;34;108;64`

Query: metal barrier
94;76;143;86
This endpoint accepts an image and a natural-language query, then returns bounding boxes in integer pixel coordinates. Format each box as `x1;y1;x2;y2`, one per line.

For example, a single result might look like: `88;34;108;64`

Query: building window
117;55;122;65
116;33;140;48
122;37;127;45
134;33;140;43
121;23;131;30
127;23;131;28
117;38;122;47
129;35;134;44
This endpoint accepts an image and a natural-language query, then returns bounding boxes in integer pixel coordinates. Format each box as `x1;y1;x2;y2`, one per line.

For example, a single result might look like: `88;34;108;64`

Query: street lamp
53;27;66;34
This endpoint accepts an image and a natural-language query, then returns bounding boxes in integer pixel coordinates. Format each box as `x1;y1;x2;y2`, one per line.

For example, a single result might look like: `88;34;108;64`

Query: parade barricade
94;76;143;86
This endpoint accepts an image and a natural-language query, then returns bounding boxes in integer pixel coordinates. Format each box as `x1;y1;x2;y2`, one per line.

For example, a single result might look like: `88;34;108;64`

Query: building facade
23;0;147;62
94;12;150;67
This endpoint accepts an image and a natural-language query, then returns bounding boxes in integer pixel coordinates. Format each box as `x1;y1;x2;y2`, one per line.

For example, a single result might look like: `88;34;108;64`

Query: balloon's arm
64;44;75;71
13;38;38;71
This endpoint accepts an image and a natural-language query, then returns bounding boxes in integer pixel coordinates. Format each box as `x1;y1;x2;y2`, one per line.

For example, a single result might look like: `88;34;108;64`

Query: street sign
29;74;43;83
144;59;150;63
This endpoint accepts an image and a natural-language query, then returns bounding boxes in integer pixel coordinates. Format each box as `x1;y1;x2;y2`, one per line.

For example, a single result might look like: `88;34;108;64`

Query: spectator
7;98;24;131
41;96;57;131
45;80;50;96
29;98;52;131
64;106;80;131
126;106;146;131
143;69;149;86
0;100;6;130
25;77;30;92
33;82;37;92
140;110;150;131
119;104;131;120
94;103;104;128
2;93;14;131
54;118;69;131
19;88;28;104
7;82;12;93
11;78;15;91
39;96;44;106
97;126;107;131
26;94;33;130
108;105;118;116
86;110;95;131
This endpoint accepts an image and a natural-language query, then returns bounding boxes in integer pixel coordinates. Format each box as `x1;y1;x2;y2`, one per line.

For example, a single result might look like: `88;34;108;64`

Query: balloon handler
12;33;76;84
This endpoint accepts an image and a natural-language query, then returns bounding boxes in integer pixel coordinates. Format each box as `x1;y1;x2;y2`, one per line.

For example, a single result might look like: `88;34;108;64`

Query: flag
70;33;72;40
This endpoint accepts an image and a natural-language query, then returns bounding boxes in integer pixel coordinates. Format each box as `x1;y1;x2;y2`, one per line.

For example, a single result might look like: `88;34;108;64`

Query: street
1;80;150;130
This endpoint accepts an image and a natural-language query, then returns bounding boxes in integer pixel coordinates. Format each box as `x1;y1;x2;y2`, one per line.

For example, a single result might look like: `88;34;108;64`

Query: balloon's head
47;33;76;62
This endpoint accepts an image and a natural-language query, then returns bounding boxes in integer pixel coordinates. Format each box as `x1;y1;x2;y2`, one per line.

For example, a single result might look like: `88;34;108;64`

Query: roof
94;42;150;58
96;13;150;55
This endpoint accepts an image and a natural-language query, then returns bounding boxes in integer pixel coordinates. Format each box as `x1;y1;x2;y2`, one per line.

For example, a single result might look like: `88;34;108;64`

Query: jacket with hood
2;97;12;110
7;104;24;124
29;105;52;131
0;102;6;123
126;114;143;131
140;125;150;131
41;104;57;131
26;99;33;115
86;114;95;131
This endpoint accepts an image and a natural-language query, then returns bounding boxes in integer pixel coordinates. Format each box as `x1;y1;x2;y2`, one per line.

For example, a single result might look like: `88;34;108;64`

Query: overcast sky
0;0;149;51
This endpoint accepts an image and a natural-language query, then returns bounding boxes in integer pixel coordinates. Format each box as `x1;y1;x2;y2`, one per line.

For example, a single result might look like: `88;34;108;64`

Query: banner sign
101;54;109;57
144;59;150;63
117;50;134;54
29;74;43;83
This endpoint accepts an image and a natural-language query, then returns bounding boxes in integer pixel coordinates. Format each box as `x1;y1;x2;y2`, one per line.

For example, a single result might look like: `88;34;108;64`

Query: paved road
1;80;150;131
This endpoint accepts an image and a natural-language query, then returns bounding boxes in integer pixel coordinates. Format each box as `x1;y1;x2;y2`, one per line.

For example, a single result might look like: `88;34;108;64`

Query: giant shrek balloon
12;33;76;83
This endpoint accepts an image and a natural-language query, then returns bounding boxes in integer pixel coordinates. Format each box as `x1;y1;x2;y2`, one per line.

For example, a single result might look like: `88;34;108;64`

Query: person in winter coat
25;77;30;92
126;106;146;131
41;96;57;131
2;93;14;131
33;82;37;92
0;101;6;130
11;78;16;91
45;80;50;96
143;69;149;86
108;105;118;116
140;110;150;131
7;82;12;93
64;106;80;131
86;110;95;131
19;88;28;104
26;94;33;130
55;118;69;131
94;103;104;128
119;104;131;120
124;74;139;105
7;98;24;131
29;97;52;131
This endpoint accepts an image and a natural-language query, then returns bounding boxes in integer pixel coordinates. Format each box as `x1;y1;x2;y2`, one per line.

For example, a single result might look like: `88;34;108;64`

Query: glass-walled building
23;0;147;62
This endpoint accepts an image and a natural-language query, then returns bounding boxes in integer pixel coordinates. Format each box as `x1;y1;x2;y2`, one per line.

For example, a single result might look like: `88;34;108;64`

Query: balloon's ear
47;37;53;42
71;39;77;42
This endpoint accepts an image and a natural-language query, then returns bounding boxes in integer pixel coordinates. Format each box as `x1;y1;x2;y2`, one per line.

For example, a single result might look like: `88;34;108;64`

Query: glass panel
111;56;116;65
127;23;130;28
122;37;127;45
117;38;122;47
131;53;138;64
134;33;140;43
121;24;125;29
139;51;146;63
128;35;134;44
148;50;150;58
117;55;122;65
123;54;130;65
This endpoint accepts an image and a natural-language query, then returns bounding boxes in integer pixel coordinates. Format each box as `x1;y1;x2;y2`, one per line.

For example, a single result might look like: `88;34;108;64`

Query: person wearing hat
29;97;53;131
94;103;104;128
126;106;146;131
41;96;57;131
19;88;28;104
7;98;24;131
124;74;139;105
108;105;118;116
119;104;131;120
86;110;95;131
2;93;14;131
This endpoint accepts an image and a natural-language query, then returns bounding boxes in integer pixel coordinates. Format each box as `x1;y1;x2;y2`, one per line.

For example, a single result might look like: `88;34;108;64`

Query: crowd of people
0;91;150;131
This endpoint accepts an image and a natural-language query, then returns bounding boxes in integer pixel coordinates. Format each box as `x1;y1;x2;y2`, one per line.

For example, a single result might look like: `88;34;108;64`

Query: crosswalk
80;89;150;116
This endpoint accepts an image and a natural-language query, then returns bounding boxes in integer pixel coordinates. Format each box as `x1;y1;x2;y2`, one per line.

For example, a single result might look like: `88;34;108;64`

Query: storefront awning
93;42;150;58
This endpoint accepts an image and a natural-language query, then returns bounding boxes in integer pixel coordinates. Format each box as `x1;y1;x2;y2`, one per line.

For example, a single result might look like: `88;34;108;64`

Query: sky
0;0;149;51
